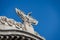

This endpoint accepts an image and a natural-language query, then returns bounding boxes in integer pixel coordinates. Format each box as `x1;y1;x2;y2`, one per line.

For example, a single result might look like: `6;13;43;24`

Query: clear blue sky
0;0;60;40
